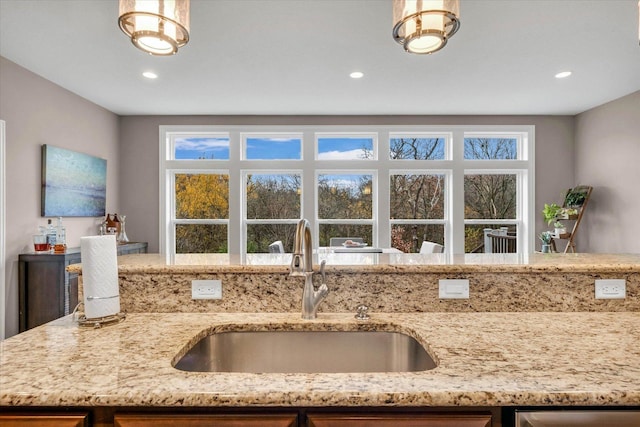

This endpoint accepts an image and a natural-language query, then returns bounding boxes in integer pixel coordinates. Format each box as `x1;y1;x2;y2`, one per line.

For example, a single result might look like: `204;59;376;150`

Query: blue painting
41;145;107;217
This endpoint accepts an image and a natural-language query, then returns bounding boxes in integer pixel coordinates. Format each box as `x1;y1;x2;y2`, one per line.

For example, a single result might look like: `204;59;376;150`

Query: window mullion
450;130;466;254
228;131;242;255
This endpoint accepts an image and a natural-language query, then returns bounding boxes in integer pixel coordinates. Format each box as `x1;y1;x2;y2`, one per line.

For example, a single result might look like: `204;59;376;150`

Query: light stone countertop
1;312;640;408
68;252;640;274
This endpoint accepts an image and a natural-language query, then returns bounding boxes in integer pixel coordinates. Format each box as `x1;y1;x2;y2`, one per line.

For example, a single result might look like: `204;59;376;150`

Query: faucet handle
319;260;326;283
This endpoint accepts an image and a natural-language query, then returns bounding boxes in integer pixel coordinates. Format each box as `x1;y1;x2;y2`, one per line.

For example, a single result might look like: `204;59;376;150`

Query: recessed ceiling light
555;71;572;79
350;71;364;79
142;71;158;79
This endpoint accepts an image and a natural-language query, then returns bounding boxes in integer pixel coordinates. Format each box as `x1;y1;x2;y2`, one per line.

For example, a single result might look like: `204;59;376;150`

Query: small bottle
46;219;57;251
54;217;66;254
105;213;116;234
113;213;122;237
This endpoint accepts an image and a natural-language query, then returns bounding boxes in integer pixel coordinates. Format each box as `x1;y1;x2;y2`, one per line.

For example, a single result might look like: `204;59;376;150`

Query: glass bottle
105;213;117;234
46;218;57;251
113;213;121;236
117;215;129;244
54;216;66;253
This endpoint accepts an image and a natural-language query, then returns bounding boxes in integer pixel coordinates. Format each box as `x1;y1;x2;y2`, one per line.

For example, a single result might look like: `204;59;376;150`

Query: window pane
173;136;230;160
317;137;374;160
245;136;302;160
318;224;373;247
465;225;517;253
318;174;372;219
391;224;444;253
176;224;227;253
175;174;229;219
390;174;444;219
246;223;297;253
464;174;516;219
246;174;301;219
464;138;517;160
389;137;445;160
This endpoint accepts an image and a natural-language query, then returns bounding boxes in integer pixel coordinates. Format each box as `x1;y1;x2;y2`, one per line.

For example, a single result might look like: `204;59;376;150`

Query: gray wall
120;115;575;253
575;91;640;252
0;57;120;337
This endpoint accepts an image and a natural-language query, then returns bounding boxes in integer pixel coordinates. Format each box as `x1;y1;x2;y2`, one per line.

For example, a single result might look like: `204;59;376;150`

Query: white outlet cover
192;279;223;300
595;279;626;299
439;279;470;299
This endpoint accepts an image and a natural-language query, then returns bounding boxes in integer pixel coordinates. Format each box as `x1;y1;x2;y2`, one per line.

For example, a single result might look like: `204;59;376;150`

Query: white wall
0;120;6;339
575;91;640;252
0;57;120;337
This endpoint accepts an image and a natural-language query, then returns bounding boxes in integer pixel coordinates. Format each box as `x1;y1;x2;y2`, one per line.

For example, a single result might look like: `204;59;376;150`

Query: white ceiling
1;0;639;116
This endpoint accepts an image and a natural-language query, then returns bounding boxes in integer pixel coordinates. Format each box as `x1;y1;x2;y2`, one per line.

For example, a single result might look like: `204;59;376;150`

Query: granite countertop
68;253;640;274
2;312;640;408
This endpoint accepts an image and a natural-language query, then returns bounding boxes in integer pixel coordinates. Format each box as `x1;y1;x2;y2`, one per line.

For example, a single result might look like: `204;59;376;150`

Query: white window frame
160;125;535;258
316;169;378;246
242;169;303;255
388;168;450;249
167;169;230;262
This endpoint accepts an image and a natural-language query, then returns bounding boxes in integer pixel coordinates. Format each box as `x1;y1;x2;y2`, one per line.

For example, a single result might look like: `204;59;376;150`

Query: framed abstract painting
41;145;107;217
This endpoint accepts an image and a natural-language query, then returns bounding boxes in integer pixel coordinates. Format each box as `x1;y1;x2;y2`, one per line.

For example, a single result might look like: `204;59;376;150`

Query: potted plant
542;203;563;225
553;221;566;236
564;188;587;208
539;231;553;253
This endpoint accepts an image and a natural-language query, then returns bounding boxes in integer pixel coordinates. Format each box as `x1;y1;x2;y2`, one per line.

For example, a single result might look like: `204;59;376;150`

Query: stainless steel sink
174;330;437;373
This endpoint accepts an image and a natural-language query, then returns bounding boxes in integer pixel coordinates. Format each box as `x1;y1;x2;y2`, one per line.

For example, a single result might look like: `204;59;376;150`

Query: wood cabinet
114;413;298;427
0;412;88;426
18;242;147;332
306;413;492;427
1;408;494;427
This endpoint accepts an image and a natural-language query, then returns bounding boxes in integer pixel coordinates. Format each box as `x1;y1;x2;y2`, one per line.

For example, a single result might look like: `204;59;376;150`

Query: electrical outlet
595;279;626;299
439;279;469;299
192;280;222;300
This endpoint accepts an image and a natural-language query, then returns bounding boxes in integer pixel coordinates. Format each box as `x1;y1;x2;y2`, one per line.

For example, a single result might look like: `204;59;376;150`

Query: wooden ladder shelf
550;185;593;253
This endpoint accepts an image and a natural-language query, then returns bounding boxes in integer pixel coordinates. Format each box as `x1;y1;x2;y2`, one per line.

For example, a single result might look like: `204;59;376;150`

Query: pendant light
392;0;460;54
118;0;190;56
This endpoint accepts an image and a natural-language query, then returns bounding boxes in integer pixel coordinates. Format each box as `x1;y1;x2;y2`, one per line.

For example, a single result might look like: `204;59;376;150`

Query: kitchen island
1;311;639;426
3;254;640;426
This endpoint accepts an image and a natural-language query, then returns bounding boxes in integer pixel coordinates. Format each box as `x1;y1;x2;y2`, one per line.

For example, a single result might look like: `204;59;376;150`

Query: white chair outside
419;241;445;254
268;240;285;253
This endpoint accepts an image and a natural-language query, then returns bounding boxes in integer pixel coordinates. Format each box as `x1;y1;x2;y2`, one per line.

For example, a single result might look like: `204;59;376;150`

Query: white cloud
175;138;229;151
317;149;367;160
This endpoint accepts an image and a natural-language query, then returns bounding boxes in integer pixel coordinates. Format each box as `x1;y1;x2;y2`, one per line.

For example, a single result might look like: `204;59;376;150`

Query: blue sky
174;136;373;160
174;136;518;161
174;137;230;160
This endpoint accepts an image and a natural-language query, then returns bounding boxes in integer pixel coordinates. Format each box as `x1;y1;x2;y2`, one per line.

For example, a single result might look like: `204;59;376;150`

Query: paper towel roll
80;235;120;319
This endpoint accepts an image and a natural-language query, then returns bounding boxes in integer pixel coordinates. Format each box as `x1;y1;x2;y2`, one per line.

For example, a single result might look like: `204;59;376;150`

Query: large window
160;126;534;260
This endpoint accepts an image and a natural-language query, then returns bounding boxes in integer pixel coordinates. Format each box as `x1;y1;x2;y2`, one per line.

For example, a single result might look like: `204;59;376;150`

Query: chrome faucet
290;218;329;319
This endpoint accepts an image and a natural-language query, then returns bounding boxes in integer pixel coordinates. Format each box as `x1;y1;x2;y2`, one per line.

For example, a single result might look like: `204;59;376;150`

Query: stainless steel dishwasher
515;410;640;426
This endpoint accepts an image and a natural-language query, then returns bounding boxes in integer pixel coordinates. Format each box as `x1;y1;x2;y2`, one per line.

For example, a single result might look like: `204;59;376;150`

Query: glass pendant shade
118;0;190;56
392;0;460;54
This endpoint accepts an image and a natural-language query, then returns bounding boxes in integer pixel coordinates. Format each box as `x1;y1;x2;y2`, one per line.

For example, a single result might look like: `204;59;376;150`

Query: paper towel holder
72;302;126;329
86;295;119;301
